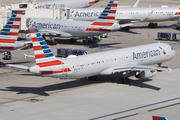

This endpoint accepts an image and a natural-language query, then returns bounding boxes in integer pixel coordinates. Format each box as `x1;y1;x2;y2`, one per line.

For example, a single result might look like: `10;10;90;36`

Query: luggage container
57;48;87;58
172;33;180;41
157;32;171;40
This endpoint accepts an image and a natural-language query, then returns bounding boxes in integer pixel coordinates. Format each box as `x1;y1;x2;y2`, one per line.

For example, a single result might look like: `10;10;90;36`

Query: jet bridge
0;0;71;31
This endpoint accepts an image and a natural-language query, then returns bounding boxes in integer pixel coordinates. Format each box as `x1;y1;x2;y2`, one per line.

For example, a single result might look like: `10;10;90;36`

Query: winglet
169;68;172;73
132;0;139;7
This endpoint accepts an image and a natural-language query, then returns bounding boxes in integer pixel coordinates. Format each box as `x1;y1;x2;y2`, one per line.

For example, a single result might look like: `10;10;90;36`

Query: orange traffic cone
113;33;115;39
28;47;30;53
148;32;150;37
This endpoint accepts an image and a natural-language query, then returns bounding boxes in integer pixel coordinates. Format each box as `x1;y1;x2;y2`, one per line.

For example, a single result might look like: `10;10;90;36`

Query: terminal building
0;0;71;31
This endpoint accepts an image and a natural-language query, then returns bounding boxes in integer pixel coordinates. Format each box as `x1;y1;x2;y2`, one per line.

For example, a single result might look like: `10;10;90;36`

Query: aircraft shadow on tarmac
0;73;160;96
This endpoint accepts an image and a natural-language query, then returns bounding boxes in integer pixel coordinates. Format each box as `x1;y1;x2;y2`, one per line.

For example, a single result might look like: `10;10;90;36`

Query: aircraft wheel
148;23;153;28
154;23;158;28
119;78;129;84
70;38;76;42
51;38;57;45
122;26;130;31
42;35;46;40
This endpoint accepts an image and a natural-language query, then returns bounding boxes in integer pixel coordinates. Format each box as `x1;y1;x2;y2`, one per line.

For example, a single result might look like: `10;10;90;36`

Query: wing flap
38;30;72;37
100;63;172;75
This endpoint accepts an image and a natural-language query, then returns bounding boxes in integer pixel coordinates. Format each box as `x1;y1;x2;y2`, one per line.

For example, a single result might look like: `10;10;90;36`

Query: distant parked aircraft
27;0;132;45
37;0;100;9
0;11;31;53
70;3;180;31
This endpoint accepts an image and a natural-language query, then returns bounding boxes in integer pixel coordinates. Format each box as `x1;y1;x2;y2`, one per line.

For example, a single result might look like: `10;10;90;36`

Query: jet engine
26;33;31;41
135;70;157;79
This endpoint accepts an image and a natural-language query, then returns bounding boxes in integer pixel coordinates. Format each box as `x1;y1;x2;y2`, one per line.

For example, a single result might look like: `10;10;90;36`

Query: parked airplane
7;29;176;84
37;0;100;9
70;4;180;31
0;11;31;53
27;0;132;45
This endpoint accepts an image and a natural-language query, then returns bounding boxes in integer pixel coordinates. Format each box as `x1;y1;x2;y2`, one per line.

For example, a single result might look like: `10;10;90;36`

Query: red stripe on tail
37;60;64;67
91;22;114;26
35;54;46;59
33;46;42;51
0;39;16;43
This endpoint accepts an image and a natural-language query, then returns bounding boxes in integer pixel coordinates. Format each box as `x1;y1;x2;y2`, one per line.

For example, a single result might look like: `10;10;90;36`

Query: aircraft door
104;57;110;67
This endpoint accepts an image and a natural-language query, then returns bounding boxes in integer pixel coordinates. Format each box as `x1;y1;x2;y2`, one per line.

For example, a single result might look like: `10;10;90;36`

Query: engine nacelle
135;70;157;79
28;65;41;75
26;33;31;41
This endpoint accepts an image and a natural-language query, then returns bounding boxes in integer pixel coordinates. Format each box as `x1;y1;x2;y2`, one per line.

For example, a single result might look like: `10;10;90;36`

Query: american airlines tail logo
158;46;166;55
133;49;160;60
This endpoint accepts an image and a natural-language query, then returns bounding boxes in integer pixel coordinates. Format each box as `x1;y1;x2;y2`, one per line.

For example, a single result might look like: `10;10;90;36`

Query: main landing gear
148;22;158;28
70;38;77;43
43;35;57;45
121;26;130;31
119;71;131;84
119;77;129;84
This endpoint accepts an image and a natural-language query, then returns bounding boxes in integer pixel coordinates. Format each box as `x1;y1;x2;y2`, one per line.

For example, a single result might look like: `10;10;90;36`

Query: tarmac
0;0;180;120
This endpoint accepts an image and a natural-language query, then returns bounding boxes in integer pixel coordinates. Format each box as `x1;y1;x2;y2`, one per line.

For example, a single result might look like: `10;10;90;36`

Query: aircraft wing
100;63;172;75
117;10;154;23
116;18;142;23
6;64;30;70
23;41;32;44
38;29;73;37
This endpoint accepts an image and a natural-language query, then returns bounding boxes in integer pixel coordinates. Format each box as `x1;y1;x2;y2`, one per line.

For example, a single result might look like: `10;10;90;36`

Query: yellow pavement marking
0;82;103;105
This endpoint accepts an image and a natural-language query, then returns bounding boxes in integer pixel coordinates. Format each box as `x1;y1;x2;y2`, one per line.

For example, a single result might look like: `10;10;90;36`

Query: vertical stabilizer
0;11;22;43
30;29;64;68
91;0;118;26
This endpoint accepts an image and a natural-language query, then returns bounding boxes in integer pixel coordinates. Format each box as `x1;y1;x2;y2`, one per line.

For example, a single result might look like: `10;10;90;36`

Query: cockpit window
171;47;174;50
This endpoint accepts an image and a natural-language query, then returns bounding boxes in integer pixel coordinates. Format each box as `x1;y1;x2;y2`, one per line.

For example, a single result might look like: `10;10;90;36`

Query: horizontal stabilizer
120;23;133;28
6;64;30;70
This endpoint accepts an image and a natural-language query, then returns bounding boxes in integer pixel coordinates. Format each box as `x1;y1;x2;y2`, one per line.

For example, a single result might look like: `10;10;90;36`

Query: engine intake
135;70;157;79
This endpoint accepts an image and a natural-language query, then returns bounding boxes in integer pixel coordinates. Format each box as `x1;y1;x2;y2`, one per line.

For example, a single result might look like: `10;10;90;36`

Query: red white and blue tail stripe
91;0;118;26
153;116;168;120
30;29;71;76
0;11;22;43
30;29;57;65
86;0;118;32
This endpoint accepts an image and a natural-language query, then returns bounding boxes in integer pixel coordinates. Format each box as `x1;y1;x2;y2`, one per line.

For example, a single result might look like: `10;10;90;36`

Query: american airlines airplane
0;11;31;53
70;5;180;31
7;29;176;84
27;0;132;45
37;0;100;9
